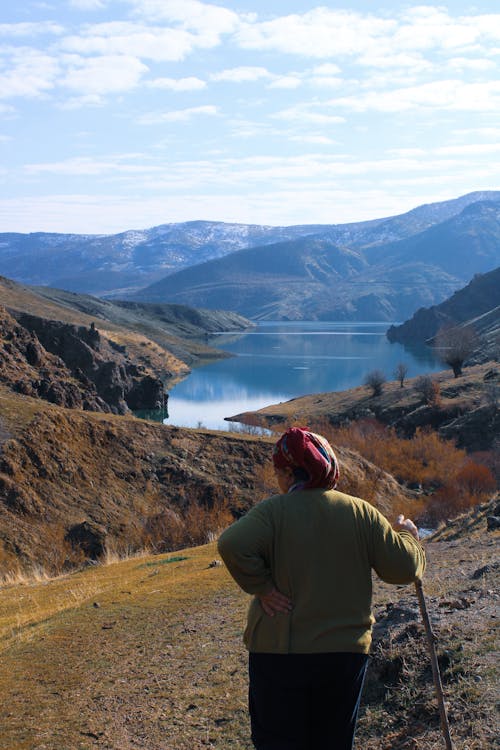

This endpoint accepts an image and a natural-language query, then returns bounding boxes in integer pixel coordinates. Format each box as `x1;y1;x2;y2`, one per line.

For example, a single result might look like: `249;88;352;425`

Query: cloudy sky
1;0;499;233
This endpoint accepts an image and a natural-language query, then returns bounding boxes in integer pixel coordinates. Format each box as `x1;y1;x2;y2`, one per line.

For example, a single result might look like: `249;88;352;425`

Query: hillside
0;386;417;577
0;275;252;362
0;499;498;749
0;275;255;415
133;199;500;321
228;363;500;454
387;266;500;364
133;236;370;319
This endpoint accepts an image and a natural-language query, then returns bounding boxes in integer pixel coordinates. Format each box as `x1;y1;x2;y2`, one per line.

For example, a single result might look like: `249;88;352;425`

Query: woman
218;426;425;750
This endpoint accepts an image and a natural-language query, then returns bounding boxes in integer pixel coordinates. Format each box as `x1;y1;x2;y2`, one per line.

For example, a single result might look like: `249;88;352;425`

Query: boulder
66;520;107;559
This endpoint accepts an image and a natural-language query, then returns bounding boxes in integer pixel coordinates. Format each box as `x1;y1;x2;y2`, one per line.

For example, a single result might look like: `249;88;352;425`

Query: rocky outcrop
65;520;107;559
0;307;164;414
0;306;109;411
387;267;500;364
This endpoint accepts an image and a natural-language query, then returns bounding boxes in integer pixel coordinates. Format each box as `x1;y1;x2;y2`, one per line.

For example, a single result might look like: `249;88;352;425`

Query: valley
0;190;498;749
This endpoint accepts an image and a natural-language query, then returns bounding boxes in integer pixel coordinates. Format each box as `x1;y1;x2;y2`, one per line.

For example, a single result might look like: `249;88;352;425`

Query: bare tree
414;374;440;405
434;325;477;378
394;362;408;387
364;369;386;397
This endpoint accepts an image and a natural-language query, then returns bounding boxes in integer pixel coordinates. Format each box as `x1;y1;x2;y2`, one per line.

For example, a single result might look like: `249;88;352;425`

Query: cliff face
0;306;164;414
387;267;500;363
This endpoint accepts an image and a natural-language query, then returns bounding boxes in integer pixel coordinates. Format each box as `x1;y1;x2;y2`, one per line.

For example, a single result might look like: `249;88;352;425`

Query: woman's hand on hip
394;514;419;540
258;587;293;617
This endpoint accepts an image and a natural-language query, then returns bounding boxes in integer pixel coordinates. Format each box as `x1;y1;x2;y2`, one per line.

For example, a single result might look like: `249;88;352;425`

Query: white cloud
210;66;302;89
129;0;240;45
387;148;427;158
272;104;345;125
452;127;500;139
24;155;164;177
70;0;106;9
59;93;104;109
268;76;302;90
289;135;335;145
328;80;500;112
357;52;432;72
308;76;342;89
61;54;148;94
60;22;197;62
211;66;271;83
236;9;396;58
147;76;206;91
234;6;500;74
447;56;496;71
434;143;500;156
395;6;478;51
138;105;218;124
312;64;342;76
0;22;65;37
0;49;60;98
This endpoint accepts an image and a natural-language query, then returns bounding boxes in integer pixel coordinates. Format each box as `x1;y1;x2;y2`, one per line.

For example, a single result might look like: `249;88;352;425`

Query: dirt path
1;516;498;750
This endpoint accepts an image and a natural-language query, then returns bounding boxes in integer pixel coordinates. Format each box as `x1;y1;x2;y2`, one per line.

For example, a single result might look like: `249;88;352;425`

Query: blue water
158;321;442;430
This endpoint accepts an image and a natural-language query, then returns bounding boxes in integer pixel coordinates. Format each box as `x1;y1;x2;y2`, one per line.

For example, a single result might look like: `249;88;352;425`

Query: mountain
0;221;328;296
387;266;500;363
132;235;371;319
133;199;500;321
0;191;498;299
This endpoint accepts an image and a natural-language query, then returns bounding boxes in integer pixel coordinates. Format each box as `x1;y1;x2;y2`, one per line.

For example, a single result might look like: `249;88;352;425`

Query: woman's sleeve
217;498;276;596
368;506;426;584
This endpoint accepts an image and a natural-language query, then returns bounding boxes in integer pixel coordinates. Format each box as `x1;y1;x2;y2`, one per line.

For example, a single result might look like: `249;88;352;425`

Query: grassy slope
1;503;498;750
229;364;494;426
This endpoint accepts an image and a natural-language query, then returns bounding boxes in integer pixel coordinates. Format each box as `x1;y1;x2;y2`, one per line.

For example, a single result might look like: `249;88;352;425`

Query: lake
141;321;443;431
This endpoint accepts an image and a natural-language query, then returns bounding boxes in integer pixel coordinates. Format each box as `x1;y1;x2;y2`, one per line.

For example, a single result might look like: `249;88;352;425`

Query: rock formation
0;306;164;414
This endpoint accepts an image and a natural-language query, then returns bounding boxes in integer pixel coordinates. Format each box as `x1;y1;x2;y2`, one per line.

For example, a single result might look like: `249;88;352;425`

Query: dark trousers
249;652;369;750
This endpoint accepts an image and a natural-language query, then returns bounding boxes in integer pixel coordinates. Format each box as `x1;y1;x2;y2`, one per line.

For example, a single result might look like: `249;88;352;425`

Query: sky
1;1;499;234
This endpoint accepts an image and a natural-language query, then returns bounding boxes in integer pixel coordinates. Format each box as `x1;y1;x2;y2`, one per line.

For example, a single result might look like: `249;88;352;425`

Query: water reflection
154;322;441;430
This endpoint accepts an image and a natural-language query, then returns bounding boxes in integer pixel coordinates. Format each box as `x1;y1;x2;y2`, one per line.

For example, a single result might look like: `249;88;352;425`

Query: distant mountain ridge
133;197;500;321
1;191;499;302
0;221;328;296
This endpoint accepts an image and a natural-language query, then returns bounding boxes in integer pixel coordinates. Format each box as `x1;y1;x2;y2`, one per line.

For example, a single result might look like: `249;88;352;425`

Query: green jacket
218;488;425;654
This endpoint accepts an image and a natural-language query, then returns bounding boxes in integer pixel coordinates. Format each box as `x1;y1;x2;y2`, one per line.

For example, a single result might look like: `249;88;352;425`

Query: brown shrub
414;375;441;406
304;418;496;525
455;461;496;496
423;484;478;526
144;496;234;553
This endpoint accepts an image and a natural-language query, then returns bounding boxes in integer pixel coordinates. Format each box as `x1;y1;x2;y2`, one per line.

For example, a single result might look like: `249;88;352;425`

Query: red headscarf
272;426;340;491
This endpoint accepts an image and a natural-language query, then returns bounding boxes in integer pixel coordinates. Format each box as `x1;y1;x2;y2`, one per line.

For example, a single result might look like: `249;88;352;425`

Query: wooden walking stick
414;578;455;750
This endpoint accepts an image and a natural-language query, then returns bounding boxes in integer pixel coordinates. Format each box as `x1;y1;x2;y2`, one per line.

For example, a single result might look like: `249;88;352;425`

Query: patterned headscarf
272;426;340;491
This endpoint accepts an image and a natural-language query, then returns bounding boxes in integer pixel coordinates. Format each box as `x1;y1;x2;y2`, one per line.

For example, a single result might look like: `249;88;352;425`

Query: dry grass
0;519;498;750
0;384;47;436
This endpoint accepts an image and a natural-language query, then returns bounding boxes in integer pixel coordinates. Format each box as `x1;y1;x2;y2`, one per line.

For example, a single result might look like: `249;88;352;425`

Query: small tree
414;374;441;406
364;369;386;397
394;362;408;387
434;325;477;378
